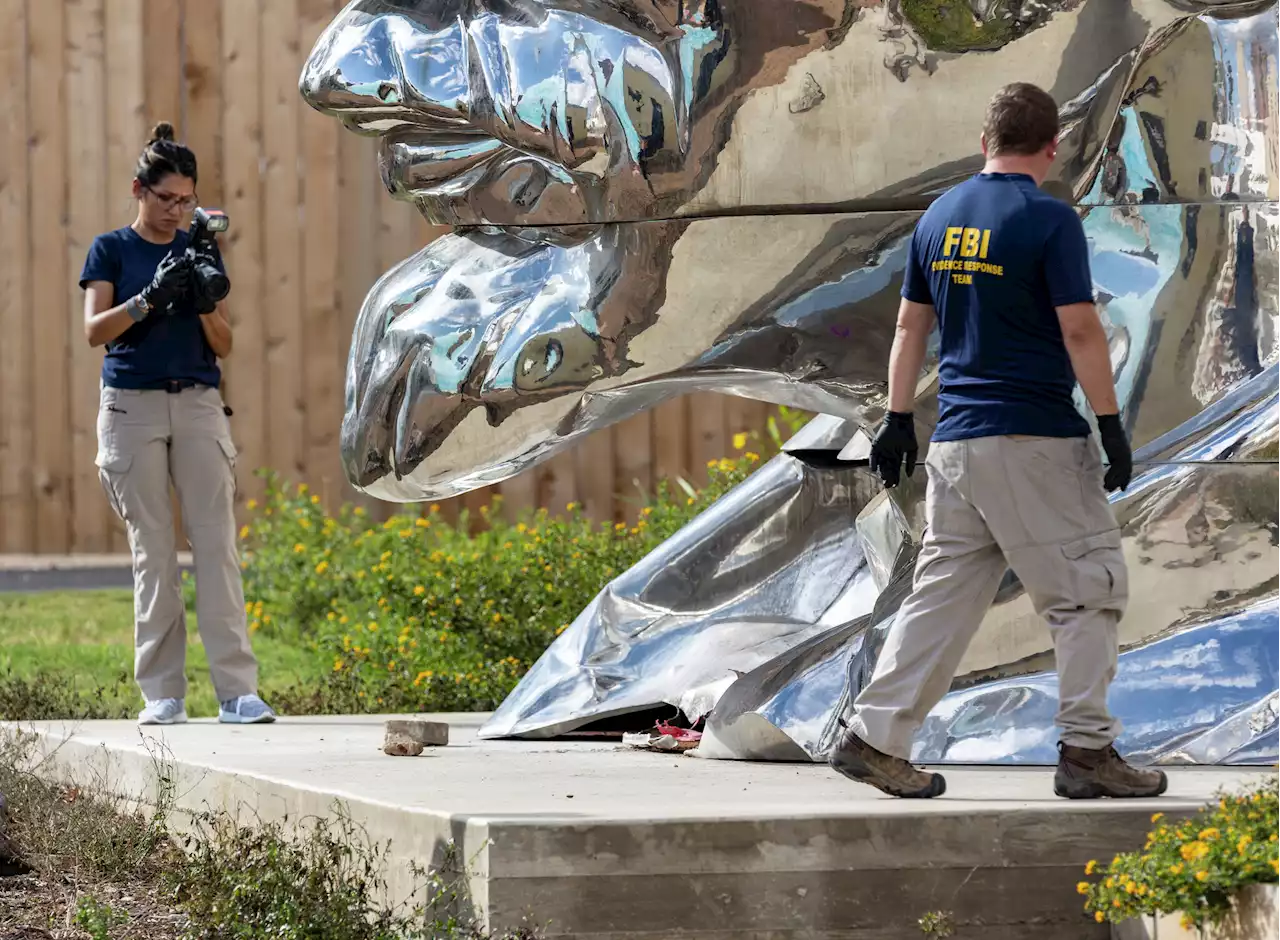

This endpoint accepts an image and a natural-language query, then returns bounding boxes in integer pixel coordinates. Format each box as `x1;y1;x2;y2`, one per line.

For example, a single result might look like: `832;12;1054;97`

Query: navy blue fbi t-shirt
79;226;225;390
901;172;1096;441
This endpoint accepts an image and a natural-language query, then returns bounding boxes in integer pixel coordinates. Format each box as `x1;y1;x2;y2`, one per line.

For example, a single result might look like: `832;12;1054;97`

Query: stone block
384;718;449;749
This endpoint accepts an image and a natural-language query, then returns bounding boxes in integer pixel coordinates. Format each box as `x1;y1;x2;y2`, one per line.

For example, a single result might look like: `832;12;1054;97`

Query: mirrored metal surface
301;0;1279;763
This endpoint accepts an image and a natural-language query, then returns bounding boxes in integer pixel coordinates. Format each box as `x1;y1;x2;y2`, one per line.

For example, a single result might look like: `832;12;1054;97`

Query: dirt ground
0;871;184;940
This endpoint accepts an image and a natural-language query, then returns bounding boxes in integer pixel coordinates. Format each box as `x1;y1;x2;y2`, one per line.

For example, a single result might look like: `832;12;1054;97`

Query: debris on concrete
382;719;449;756
383;731;424;757
622;721;702;753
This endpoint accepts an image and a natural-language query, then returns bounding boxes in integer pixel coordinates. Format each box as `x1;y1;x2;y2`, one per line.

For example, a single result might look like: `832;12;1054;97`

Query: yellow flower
1271;859;1279;873
1198;828;1220;841
1180;841;1209;862
556;624;569;635
1238;836;1252;854
414;585;426;596
239;525;250;540
1076;882;1089;895
1195;870;1209;882
732;432;748;450
315;561;329;575
1168;864;1183;875
327;612;336;621
311;494;321;504
566;501;578;511
1151;813;1164;823
354;506;366;516
339;615;349;625
244;602;253;614
333;658;345;672
293;543;305;553
415;517;430;528
1095;913;1105;923
400;528;413;538
492;613;502;623
247;499;257;510
387;660;395;670
687;497;694;505
367;621;378;632
1085;860;1098;875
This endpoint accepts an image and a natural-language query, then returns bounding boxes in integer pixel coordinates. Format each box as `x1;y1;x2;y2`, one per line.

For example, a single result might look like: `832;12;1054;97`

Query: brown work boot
828;724;945;799
1054;742;1168;799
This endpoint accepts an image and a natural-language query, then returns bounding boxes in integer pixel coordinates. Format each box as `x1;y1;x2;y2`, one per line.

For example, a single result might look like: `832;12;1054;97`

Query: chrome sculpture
300;0;1279;764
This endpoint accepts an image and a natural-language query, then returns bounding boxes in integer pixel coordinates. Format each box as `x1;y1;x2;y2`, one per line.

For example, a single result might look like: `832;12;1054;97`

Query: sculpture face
301;0;1280;764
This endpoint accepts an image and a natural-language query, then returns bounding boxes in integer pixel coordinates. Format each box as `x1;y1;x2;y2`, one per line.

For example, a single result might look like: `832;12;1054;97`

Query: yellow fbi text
932;227;1003;284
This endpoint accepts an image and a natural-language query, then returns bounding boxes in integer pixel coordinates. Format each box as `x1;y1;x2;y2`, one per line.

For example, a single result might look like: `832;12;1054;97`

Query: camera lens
193;260;230;304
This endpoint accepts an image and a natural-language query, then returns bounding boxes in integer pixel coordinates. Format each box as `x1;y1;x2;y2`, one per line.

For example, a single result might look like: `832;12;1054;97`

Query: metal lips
299;0;1279;764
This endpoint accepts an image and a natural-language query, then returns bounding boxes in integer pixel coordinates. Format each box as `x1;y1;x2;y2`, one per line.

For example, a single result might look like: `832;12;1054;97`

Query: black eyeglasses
145;186;198;211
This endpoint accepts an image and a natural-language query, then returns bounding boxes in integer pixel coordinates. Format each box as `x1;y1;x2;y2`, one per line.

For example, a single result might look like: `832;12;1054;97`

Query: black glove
869;411;918;488
1096;413;1132;492
139;251;191;315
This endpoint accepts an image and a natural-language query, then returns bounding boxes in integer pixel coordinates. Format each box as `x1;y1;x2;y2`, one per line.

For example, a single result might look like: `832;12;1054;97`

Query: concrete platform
0;553;192;592
12;714;1271;939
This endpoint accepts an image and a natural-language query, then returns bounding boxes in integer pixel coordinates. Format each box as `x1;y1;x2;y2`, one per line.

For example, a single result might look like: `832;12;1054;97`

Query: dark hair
982;83;1060;156
135;121;199;187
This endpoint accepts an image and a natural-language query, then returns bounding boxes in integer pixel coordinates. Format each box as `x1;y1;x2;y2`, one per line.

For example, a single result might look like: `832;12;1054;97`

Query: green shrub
1077;776;1278;929
243;407;812;714
0;668;134;722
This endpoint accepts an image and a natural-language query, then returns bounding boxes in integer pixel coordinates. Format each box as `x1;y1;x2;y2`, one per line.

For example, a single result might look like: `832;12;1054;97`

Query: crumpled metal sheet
299;0;1280;764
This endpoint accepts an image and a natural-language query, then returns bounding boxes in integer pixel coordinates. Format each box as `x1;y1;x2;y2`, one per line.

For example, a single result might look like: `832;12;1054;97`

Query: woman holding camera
79;122;275;726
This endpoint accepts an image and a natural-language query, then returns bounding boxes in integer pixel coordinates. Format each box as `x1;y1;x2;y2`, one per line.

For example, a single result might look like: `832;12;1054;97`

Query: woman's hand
140;250;192;314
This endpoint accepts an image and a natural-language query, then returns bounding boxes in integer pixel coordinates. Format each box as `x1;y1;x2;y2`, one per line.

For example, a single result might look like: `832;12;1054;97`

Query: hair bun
150;121;176;143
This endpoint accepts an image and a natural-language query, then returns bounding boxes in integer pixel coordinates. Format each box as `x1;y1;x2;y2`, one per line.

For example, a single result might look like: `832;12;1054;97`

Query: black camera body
184;207;231;313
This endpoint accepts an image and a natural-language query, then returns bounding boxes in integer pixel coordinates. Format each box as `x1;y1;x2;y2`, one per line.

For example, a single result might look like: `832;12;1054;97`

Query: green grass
0;589;319;718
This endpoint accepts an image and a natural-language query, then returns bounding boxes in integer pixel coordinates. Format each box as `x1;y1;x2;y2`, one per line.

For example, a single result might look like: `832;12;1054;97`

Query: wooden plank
0;0;32;552
143;0;182;132
652;396;689;495
29;0;71;552
724;395;760;456
337;117;381;518
575;422;617;524
688;392;727;488
300;0;342;508
220;0;266;510
613;412;653;523
261;0;305;486
104;0;146;552
66;0;110;553
537;452;578;523
183;0;222;206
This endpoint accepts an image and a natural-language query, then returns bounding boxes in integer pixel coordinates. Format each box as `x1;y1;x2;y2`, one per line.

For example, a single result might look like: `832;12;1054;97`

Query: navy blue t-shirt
901;172;1095;441
79;226;224;390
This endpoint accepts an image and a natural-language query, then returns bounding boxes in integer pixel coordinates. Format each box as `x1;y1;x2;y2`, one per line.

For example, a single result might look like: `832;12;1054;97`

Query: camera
185;207;230;312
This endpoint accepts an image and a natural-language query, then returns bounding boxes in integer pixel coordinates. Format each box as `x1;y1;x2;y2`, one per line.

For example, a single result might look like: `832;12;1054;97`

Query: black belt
160;379;200;394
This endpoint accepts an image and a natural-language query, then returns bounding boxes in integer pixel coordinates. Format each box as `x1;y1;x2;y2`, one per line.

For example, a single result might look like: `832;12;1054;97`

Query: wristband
125;295;151;323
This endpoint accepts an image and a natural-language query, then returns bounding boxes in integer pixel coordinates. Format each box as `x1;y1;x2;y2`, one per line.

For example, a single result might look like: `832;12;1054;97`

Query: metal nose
299;7;469;125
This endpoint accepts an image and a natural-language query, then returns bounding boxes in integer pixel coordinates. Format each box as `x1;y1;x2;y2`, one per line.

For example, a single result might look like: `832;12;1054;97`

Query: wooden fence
0;0;778;555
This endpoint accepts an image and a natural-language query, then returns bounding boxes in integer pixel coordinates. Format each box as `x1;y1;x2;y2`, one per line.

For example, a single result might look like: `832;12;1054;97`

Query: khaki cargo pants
848;434;1128;759
96;383;258;704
